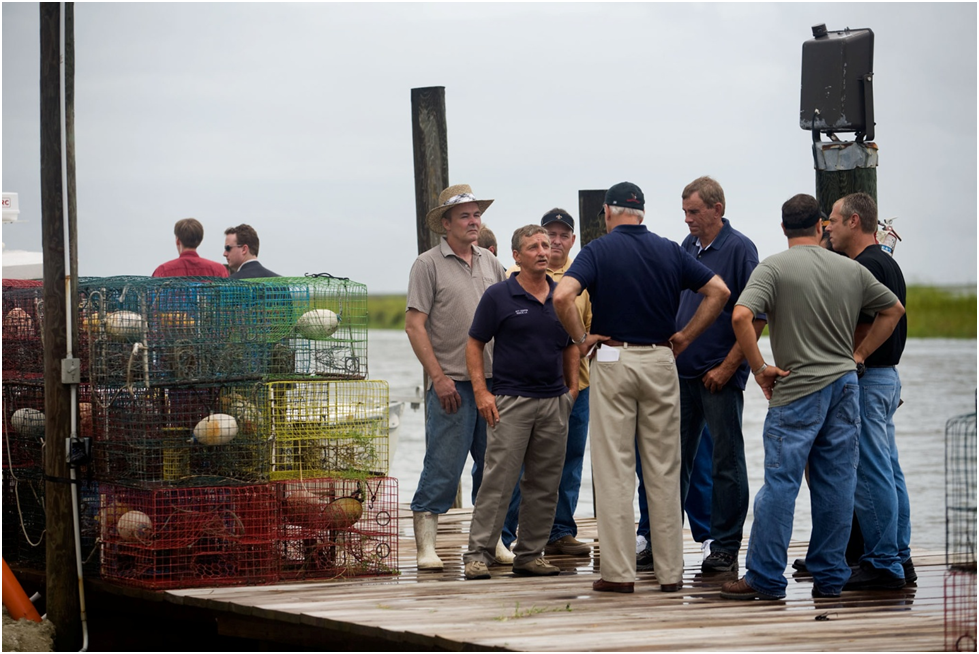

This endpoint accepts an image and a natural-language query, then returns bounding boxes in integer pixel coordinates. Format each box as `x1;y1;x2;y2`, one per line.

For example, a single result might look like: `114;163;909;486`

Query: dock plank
165;506;948;651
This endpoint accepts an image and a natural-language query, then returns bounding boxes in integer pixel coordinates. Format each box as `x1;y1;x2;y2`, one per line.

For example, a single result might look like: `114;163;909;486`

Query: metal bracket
61;357;81;384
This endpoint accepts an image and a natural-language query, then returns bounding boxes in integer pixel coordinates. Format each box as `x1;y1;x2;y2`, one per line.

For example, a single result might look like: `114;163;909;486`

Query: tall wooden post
578;190;607;247
40;4;81;650
411;87;449;255
813;140;879;216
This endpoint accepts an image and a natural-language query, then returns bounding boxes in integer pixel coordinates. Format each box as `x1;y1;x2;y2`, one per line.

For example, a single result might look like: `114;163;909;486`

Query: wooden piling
578;189;607;247
40;3;82;649
411;87;449;255
813;140;878;216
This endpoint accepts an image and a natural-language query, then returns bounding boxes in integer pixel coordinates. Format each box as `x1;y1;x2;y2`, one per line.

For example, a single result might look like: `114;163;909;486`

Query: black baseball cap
605;182;645;211
541;210;575;231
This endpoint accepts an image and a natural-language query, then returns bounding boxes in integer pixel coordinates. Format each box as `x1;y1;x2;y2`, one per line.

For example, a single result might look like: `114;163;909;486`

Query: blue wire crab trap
79;276;292;387
91;382;271;488
250;274;368;380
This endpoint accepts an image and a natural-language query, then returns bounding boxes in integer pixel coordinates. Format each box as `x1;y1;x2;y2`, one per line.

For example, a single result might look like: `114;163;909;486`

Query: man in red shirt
153;218;229;277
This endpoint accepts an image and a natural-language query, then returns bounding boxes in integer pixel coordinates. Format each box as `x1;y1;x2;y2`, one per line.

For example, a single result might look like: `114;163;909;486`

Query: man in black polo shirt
462;225;579;580
825;192;913;589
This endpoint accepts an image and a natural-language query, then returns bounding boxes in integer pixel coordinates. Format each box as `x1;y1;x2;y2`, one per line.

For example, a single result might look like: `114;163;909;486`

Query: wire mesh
99;483;277;590
274;477;398;581
945;569;978;652
79;276;293;387
2;282;45;382
250;275;368;380
267;380;389;480
92;382;270;488
946;411;977;570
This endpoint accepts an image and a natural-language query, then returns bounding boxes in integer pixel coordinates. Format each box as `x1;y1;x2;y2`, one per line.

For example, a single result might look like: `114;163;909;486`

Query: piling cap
604;182;645;211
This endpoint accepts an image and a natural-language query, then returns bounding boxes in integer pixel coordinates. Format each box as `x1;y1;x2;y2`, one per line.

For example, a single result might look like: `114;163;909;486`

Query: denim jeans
637;426;712;543
678;377;748;555
410;379;490;514
854;367;908;576
745;372;860;598
502;387;589;548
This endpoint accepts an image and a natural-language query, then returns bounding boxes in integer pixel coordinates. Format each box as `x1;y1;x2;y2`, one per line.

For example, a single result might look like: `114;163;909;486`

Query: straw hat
425;184;494;234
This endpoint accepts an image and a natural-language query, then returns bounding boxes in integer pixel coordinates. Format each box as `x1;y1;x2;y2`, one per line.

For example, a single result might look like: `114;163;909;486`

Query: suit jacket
231;260;281;279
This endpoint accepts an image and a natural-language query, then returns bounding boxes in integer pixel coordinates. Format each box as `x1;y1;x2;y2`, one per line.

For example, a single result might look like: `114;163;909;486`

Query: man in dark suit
224;224;280;278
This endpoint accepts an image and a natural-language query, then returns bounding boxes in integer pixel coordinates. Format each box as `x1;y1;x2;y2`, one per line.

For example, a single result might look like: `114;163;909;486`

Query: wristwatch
753;363;769;376
573;332;588;345
856;362;866;378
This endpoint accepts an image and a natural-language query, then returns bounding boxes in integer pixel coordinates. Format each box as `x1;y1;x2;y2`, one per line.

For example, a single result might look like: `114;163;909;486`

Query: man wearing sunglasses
224;224;280;278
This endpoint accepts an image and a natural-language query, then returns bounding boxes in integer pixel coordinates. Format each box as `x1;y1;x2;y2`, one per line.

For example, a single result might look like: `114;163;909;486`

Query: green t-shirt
737;245;898;407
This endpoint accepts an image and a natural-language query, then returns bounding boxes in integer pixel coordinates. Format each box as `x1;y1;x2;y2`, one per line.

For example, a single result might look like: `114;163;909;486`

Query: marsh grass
369;286;977;338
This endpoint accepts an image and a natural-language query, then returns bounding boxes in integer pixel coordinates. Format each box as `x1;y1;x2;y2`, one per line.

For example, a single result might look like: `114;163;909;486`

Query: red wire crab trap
2;281;46;383
79;276;292;387
92;382;270;488
273;477;398;581
99;483;277;590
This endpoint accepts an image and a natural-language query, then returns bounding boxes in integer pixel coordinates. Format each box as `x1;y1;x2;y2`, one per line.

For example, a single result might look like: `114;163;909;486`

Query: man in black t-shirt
825;192;913;590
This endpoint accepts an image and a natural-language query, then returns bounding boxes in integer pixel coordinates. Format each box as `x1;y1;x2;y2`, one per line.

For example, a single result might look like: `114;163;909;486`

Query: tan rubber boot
494;537;515;565
413;511;444;570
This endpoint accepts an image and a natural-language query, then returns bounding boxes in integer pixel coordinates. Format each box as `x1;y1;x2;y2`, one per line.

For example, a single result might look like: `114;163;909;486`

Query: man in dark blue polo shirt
554;181;730;594
462;225;579;580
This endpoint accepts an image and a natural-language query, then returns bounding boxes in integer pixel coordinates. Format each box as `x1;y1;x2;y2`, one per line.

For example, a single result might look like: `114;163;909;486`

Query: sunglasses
224;244;244;252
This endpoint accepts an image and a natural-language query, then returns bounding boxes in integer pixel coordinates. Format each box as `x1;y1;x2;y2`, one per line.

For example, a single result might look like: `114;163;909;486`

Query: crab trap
274;477;398;581
79;276;293;387
945;569;978;652
99;483;277;590
250;275;368;380
267;380;389;480
2;471;101;575
92;382;270;488
945;410;977;571
2;383;98;478
2;280;46;383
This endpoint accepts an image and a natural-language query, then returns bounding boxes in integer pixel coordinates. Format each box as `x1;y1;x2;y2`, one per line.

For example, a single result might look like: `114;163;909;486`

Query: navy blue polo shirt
565;224;714;343
676;218;762;390
469;274;571;398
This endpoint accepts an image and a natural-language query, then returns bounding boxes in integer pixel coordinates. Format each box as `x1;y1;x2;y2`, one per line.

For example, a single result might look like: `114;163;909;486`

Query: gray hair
608;205;644;220
510;224;547;253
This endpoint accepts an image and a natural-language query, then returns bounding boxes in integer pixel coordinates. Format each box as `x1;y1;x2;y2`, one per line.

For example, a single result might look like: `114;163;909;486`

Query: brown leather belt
604;339;672;349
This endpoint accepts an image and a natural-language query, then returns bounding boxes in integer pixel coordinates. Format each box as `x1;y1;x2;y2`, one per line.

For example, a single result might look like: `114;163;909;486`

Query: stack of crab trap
3;274;397;589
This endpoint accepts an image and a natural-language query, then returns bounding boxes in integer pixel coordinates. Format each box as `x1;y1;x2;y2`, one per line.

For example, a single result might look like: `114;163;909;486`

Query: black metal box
800;26;875;137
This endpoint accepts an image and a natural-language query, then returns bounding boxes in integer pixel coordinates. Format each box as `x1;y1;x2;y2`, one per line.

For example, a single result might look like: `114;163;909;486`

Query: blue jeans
854;367;908;576
745;373;860;598
502;387;589;547
410;379;489;514
637;425;712;543
678;377;748;555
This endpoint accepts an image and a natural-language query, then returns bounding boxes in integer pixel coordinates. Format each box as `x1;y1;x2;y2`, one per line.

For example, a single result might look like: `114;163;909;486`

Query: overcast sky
3;3;976;292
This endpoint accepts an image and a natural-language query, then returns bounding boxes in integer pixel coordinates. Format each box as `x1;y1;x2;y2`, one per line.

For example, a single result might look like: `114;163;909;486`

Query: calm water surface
371;330;976;553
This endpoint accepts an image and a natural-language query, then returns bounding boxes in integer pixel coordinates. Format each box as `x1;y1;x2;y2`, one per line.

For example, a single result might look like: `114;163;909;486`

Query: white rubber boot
495;537;515;565
413;511;444;570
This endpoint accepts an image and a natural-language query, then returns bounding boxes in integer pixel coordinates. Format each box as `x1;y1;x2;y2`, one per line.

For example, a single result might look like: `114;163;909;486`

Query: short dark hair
511;224;547;253
839;192;878;234
682;176;725;215
478;225;497;251
174;218;204;249
224;224;260;255
781;194;821;237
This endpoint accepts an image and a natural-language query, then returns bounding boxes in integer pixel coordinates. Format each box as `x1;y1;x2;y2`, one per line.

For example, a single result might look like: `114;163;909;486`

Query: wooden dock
155;506;948;652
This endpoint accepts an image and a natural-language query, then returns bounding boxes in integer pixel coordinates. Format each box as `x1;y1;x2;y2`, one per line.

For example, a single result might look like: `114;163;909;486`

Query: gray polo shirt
737;245;897;407
406;237;507;382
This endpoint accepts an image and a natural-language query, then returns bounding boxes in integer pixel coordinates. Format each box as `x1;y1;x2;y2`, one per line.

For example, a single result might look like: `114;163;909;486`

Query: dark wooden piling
578;189;607;247
411;87;449;255
813;141;878;216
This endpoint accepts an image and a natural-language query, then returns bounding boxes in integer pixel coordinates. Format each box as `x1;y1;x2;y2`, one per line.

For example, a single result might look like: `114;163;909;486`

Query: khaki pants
465;393;572;566
591;345;683;584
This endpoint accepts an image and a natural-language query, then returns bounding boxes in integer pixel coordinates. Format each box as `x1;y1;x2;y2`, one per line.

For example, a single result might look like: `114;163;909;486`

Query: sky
2;2;976;292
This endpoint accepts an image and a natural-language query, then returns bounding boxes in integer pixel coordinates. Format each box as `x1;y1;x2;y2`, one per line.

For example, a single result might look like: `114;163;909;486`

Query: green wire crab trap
267;380;389;481
250;274;368;380
79;276;293;387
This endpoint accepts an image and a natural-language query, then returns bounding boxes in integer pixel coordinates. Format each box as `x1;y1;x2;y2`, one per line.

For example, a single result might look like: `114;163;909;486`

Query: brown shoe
660;582;682;593
720;577;782;601
544;535;593;556
512;557;560;576
592;578;635;594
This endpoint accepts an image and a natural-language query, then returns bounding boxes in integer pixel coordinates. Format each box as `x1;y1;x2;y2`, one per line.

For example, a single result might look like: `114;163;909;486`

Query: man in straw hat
405;184;511;570
554;181;730;594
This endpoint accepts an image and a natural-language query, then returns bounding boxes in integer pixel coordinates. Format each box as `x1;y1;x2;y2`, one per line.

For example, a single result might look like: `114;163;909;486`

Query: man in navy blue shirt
462;225;579;580
555;182;730;594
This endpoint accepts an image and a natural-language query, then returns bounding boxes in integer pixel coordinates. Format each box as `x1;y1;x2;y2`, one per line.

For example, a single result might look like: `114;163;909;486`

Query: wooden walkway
168;506;948;651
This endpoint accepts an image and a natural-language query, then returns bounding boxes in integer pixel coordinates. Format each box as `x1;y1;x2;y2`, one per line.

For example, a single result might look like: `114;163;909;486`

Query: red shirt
152;250;229;278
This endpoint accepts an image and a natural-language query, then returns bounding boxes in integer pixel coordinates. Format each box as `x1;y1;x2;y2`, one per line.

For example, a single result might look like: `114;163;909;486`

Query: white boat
388;400;405;463
2;192;43;280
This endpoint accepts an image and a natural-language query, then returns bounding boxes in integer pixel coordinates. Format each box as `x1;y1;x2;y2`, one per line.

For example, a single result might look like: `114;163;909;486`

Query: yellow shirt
506;258;592;390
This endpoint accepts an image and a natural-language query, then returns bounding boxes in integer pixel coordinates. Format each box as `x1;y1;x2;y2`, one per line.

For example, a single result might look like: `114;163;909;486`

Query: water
371;330;976;553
